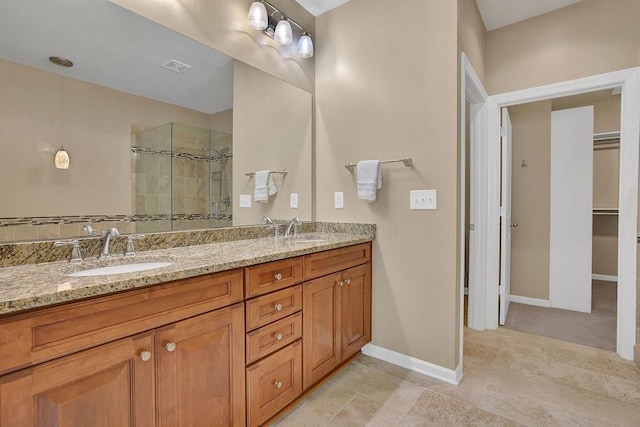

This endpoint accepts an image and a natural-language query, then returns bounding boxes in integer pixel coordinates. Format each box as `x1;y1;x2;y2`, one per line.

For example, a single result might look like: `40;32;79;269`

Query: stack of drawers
244;257;304;427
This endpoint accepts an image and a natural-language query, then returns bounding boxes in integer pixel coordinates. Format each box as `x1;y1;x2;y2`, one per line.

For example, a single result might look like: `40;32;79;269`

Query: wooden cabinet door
156;303;245;427
302;273;342;389
0;332;155;427
340;264;372;360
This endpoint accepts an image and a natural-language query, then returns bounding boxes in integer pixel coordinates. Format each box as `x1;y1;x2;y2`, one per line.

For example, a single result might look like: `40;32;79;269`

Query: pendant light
49;56;73;170
297;32;314;58
248;1;268;30
274;17;292;46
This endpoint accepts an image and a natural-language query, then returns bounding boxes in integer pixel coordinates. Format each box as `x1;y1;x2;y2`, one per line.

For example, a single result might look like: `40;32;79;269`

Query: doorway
500;91;621;351
460;60;640;360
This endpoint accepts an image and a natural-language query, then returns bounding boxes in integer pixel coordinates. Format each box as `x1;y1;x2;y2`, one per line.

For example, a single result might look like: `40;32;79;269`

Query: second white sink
67;262;173;277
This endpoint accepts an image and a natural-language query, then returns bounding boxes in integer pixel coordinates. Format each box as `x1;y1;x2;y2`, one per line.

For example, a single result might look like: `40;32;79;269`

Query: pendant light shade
248;1;268;30
297;33;314;58
54;147;70;169
274;18;292;46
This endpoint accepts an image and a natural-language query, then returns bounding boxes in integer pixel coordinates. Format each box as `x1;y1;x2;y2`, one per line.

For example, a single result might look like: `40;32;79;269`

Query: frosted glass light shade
248;2;268;30
297;34;313;58
274;19;292;45
54;147;70;169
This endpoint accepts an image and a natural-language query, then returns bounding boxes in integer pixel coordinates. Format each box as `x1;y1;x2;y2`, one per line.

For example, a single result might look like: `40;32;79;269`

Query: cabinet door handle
274;380;283;389
165;342;177;352
140;351;152;362
274;303;283;311
345;278;351;285
338;280;344;287
274;272;283;281
274;332;283;341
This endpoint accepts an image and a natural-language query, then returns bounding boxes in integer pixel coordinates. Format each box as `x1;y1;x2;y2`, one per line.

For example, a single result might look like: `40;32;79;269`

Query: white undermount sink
67;262;173;277
287;235;328;243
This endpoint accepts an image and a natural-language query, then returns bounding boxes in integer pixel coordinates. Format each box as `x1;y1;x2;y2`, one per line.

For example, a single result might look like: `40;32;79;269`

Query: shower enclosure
131;122;232;232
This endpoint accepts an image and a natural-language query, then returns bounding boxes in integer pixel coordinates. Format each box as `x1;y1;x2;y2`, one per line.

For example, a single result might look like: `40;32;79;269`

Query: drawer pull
338;280;344;287
165;342;177;352
140;351;152;362
274;303;283;312
274;332;283;341
345;278;351;285
274;380;283;389
274;272;283;281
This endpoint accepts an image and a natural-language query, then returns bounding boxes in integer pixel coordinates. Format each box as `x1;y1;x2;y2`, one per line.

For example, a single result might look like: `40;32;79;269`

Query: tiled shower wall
132;122;232;233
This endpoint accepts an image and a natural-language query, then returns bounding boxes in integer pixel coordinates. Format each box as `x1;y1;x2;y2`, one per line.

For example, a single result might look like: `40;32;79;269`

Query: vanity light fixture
49;56;73;169
247;0;314;58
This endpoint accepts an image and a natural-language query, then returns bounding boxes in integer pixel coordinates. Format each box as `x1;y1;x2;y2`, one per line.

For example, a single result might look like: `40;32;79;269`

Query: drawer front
0;269;243;375
245;257;303;298
303;243;371;281
246;340;302;427
245;285;302;332
246;312;302;365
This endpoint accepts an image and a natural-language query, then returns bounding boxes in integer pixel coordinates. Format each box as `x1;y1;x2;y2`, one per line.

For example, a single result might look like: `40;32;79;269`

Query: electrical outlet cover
290;193;299;209
239;194;251;208
334;192;344;209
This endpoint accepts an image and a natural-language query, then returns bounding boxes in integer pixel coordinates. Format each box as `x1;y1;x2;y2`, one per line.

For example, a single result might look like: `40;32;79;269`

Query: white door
499;108;512;325
549;106;593;313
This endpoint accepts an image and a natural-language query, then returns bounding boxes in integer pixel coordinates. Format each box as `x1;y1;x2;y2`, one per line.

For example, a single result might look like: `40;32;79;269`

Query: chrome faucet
263;216;283;238
53;239;83;262
284;217;300;238
99;228;119;259
82;223;97;236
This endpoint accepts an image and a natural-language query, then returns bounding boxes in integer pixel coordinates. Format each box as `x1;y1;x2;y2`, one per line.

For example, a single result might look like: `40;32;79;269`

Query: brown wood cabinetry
0;332;156;427
156;304;245;426
303;249;372;390
0;241;372;426
0;270;245;427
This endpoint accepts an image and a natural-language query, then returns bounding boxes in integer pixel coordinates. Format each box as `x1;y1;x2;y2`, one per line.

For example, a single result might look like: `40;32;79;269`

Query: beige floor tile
328;394;433;427
272;404;331;427
296;381;357;420
409;388;518;426
603;374;640;405
352;355;445;389
479;384;618;427
329;363;425;414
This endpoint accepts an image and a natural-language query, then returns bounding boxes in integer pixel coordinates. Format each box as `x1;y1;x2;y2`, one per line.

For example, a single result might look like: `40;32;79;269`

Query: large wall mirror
0;0;312;242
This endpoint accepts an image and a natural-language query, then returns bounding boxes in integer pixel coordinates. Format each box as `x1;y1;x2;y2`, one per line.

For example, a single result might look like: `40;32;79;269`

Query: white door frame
460;52;489;370
486;67;640;360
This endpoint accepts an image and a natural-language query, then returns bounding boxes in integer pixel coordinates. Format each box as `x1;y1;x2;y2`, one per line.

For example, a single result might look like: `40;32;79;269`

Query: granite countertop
0;232;372;316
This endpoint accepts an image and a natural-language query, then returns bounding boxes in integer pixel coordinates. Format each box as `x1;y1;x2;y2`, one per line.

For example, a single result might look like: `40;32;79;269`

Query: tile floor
273;327;640;426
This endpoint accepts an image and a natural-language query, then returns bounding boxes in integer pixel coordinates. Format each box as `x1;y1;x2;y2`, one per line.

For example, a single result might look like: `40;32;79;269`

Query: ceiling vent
162;59;191;74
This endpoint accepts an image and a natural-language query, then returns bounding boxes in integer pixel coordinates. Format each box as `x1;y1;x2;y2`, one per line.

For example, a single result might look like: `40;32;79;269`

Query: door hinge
500;126;508;138
499;285;505;296
469;224;475;231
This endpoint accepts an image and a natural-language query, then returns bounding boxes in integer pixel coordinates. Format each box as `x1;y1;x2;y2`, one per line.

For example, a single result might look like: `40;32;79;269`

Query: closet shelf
593;208;619;216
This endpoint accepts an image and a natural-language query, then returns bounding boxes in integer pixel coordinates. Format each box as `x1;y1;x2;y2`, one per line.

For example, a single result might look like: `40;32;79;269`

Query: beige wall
0;59;218;219
457;0;487;84
509;101;552;300
315;0;460;369
110;0;315;93
233;61;312;225
486;0;640;94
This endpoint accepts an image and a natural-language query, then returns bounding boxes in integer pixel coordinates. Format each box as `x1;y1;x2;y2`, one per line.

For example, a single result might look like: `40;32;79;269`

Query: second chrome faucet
98;228;120;259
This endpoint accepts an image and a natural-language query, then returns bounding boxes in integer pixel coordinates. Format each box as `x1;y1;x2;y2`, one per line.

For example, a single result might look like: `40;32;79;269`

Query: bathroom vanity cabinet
0;241;371;426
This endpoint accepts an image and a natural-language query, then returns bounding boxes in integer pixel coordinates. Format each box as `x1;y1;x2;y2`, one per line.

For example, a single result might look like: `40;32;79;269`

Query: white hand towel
254;170;271;202
268;173;278;196
356;160;382;202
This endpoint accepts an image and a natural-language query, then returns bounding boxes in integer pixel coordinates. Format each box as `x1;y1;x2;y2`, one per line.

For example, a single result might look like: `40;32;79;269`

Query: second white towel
356;160;382;202
254;170;278;202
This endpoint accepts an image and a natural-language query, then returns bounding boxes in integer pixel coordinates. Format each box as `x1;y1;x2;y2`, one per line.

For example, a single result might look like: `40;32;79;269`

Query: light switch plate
334;192;344;209
239;194;251;208
290;193;299;209
410;190;437;210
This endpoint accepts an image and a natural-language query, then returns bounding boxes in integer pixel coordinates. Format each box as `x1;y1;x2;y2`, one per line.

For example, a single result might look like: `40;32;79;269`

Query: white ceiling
295;0;352;17
295;0;583;28
0;0;233;115
475;0;583;31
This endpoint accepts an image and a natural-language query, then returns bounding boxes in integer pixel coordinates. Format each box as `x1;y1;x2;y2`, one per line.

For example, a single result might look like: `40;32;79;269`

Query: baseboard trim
510;295;551;308
592;274;618;282
361;343;461;385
